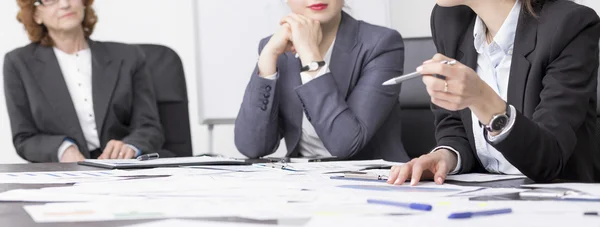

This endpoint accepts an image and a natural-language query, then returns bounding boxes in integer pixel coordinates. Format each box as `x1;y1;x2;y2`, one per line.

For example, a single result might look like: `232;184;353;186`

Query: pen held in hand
382;60;455;86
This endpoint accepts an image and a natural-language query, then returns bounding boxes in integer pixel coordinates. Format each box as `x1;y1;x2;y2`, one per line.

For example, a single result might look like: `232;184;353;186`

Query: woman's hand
387;149;458;185
99;140;136;159
280;13;323;66
418;54;506;125
258;23;294;76
59;145;86;163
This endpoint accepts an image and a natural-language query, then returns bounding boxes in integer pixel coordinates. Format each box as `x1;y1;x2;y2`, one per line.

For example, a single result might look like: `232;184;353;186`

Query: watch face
309;62;319;71
491;115;509;131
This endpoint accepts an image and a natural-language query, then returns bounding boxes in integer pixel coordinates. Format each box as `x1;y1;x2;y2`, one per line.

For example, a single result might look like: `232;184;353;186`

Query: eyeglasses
34;0;58;7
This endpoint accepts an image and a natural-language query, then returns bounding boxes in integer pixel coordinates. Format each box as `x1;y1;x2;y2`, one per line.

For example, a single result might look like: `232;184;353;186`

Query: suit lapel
329;12;362;99
89;40;122;135
30;45;88;152
507;7;538;112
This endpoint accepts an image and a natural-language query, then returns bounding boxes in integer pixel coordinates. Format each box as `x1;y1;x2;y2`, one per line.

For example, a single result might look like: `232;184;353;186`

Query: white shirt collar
473;0;522;55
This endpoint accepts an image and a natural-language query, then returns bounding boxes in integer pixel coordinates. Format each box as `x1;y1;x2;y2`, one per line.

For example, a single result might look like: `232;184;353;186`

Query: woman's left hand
418;54;505;124
280;13;323;66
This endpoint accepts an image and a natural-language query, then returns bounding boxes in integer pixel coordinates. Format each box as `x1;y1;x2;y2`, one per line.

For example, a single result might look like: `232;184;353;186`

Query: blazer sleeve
430;5;477;173
489;8;600;182
3;54;66;162
121;48;166;155
234;38;283;158
293;30;404;159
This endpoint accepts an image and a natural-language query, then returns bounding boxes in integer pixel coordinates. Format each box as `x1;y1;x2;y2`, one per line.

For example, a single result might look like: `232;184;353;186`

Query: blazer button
263;93;270;98
261;105;267;111
263;99;269;105
265;85;272;91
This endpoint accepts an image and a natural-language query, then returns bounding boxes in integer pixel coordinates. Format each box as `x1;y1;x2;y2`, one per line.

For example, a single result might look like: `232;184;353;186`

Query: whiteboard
195;0;392;124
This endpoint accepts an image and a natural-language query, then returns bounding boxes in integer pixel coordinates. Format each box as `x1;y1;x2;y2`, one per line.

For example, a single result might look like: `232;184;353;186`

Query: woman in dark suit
235;0;408;161
388;0;600;184
3;0;165;162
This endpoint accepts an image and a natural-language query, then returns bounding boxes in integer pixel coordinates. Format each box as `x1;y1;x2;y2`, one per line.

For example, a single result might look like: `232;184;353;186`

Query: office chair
138;44;193;157
399;38;438;158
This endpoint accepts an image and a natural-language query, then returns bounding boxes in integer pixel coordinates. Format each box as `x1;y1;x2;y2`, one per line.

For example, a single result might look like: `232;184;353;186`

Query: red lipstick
308;3;328;11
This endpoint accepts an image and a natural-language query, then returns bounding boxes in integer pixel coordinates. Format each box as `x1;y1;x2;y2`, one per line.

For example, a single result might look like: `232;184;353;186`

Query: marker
367;199;432;211
382;60;456;85
448;208;512;219
136;153;159;161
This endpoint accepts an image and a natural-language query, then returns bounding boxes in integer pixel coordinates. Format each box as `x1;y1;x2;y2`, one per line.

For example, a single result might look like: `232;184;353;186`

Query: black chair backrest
399;38;438;158
138;44;193;157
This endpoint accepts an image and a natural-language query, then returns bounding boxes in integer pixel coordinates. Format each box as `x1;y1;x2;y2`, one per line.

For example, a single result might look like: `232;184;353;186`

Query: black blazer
3;40;167;162
235;12;409;161
431;1;600;182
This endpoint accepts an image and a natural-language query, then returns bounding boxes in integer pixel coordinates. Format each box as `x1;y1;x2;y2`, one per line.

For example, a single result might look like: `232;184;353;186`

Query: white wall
0;1;29;163
391;0;436;38
1;0;599;163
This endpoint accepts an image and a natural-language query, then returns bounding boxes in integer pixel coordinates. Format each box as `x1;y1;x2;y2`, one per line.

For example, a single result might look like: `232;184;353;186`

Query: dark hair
522;0;545;16
16;0;98;46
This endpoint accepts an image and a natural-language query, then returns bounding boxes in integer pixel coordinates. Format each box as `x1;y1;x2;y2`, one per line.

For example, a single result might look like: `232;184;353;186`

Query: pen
448;208;512;219
584;211;598;216
254;163;297;172
344;173;388;180
367;199;432;211
136;153;159;161
382;60;456;86
358;165;393;171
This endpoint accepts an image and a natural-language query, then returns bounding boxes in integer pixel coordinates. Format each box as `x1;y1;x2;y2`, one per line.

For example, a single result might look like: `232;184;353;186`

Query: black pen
136;153;159;161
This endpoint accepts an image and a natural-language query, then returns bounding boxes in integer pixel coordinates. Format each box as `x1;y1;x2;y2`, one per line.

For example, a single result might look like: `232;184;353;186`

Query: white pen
382;60;457;86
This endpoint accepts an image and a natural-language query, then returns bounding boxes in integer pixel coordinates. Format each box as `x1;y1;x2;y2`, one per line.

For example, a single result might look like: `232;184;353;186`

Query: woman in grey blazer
3;0;165;162
235;0;409;161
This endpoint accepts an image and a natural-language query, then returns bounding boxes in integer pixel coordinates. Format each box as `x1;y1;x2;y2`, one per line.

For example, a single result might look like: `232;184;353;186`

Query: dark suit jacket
3;40;166;162
235;12;408;162
431;1;600;182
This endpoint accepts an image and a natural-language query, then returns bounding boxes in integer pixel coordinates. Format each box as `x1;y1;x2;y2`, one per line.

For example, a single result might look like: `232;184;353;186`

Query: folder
78;156;248;169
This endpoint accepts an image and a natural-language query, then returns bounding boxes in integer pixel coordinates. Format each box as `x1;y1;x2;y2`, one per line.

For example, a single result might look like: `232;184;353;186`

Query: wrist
470;86;506;125
258;52;279;76
437;149;458;171
298;47;322;66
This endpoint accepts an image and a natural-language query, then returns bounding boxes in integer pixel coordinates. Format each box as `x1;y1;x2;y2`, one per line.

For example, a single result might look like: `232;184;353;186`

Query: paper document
121;219;277;227
445;173;527;182
270;159;403;173
523;183;600;197
0;170;140;184
79;156;247;169
361;171;526;183
24;201;247;223
0;189;145;202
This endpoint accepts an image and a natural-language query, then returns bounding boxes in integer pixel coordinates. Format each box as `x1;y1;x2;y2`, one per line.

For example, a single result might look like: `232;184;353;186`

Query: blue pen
448;208;512;219
367;199;432;211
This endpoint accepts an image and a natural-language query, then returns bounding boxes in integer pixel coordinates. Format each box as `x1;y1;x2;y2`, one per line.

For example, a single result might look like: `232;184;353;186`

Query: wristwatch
481;103;511;133
301;61;326;72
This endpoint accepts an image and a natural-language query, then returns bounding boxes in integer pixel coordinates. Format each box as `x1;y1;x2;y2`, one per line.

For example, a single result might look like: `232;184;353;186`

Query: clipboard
78;156;249;169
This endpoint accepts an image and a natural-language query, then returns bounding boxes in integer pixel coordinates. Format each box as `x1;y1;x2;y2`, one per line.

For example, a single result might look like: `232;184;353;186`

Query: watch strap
301;61;326;72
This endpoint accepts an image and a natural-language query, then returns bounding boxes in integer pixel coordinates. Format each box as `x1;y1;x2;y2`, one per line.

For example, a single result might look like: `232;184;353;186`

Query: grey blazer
235;12;409;162
3;40;165;162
